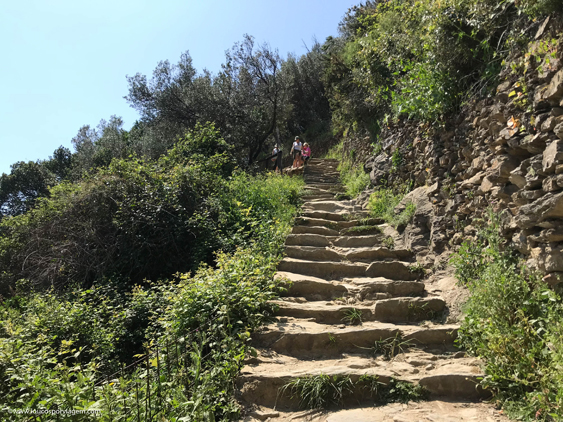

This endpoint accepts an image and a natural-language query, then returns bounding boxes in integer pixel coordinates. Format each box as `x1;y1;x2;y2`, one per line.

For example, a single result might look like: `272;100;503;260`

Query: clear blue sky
0;0;359;175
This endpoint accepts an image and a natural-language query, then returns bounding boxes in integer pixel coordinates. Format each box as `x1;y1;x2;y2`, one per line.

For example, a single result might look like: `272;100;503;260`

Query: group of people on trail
271;136;312;173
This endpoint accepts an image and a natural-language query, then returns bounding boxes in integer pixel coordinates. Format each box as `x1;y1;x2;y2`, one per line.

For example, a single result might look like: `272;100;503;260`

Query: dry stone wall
360;18;563;285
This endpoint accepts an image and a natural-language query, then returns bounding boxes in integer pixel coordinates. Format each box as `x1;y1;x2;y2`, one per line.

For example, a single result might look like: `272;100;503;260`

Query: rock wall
360;17;563;284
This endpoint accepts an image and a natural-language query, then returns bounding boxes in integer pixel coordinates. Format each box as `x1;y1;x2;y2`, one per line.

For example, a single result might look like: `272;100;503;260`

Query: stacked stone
361;19;563;284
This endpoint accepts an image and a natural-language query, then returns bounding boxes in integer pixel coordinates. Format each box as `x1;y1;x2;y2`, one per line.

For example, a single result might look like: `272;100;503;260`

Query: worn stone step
251;319;459;358
347;277;425;299
275;272;425;301
277;258;419;281
295;217;382;230
284;246;343;262
284;245;413;263
238;353;485;409
303;201;355;212
272;300;375;324
285;234;332;247
275;272;352;300
291;226;340;236
373;297;446;322
278;258;368;279
272;297;445;324
301;211;348;221
306;184;346;192
331;235;384;246
366;261;421;281
340;246;413;262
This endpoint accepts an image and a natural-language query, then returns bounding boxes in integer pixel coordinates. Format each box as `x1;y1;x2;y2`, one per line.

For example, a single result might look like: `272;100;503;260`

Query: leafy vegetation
367;187;416;228
0;123;304;420
326;142;371;197
452;209;563;421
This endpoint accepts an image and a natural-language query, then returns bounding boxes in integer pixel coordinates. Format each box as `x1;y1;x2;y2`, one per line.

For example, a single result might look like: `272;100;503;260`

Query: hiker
301;143;311;165
271;144;282;173
291;136;303;168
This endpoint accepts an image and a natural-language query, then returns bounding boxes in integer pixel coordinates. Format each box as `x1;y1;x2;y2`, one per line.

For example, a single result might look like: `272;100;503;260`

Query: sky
0;0;360;175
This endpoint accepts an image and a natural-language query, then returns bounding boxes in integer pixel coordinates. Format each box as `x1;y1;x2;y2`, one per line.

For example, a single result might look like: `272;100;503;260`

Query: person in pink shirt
301;143;312;165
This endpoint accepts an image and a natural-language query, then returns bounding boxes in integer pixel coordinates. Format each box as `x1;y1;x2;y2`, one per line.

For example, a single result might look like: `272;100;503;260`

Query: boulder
369;153;392;186
555;122;563;140
515;191;563;228
530;244;563;273
543;68;563;105
543;140;563;174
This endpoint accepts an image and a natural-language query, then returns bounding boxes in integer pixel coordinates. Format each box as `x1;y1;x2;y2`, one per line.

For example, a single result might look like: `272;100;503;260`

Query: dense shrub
324;0;558;134
0;161;303;420
0;124;244;292
452;210;563;420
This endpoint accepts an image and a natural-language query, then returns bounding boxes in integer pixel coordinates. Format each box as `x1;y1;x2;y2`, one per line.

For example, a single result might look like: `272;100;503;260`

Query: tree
43;146;72;182
0;161;54;217
217;34;287;164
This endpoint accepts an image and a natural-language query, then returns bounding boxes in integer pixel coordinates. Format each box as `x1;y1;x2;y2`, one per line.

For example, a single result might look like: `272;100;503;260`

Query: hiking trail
238;158;508;422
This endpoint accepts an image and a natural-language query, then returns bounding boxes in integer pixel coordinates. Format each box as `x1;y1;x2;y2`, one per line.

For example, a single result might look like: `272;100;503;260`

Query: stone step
284;246;413;263
275;272;426;301
303;201;357;212
278;258;367;279
278;258;420;281
341;246;413;262
302;194;335;201
284;246;343;262
294;217;382;230
304;171;340;176
331;234;384;246
306;184;346;192
346;277;426;299
301;211;350;222
285;234;333;247
238;353;485;409
275;272;352;300
251;319;459;358
272;297;445;324
291;226;340;236
372;297;446;322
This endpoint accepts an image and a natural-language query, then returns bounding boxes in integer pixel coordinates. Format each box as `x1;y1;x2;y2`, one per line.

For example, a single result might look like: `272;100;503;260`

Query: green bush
453;210;563;420
367;188;415;228
0;163;303;420
326;143;371;198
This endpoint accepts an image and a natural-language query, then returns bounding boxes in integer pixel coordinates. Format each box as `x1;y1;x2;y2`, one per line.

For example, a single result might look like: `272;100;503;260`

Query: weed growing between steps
358;332;414;360
341;308;363;325
280;374;427;410
452;209;563;421
367;188;416;228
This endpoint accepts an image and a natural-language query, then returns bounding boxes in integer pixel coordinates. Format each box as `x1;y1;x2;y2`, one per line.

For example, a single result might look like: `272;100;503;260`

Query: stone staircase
238;158;487;418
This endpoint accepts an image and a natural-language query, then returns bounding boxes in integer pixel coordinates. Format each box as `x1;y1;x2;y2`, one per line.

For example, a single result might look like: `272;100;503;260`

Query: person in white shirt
291;136;303;168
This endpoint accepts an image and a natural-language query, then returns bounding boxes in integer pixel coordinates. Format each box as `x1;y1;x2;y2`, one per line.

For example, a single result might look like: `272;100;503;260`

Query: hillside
1;0;563;421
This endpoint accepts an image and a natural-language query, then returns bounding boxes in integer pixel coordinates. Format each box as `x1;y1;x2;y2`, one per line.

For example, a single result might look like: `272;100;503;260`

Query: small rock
338;324;346;329
425;364;435;371
454;351;466;358
249;410;280;421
